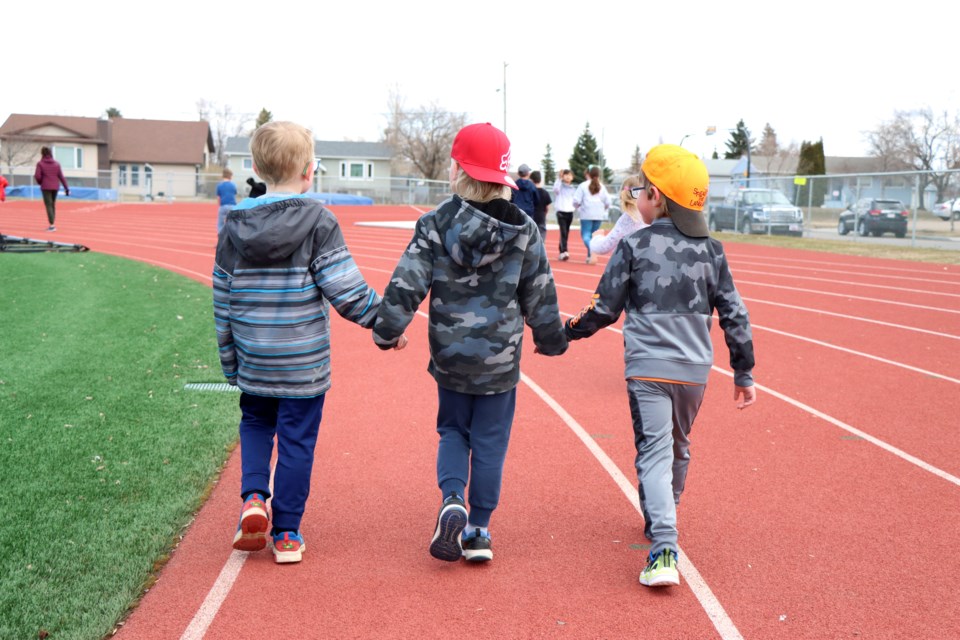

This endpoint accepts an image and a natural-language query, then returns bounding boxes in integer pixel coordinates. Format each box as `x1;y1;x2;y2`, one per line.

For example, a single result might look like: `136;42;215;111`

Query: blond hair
222;168;233;179
250;121;314;185
619;175;642;221
453;167;511;203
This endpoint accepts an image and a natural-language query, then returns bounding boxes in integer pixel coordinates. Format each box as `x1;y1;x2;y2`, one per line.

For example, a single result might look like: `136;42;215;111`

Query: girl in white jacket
573;165;611;264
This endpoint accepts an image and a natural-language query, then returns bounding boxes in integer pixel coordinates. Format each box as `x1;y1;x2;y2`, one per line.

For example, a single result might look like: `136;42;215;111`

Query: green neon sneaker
639;548;679;587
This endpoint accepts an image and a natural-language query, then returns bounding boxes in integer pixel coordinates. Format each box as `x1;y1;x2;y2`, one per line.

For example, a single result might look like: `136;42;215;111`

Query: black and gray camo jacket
373;195;567;395
566;218;755;387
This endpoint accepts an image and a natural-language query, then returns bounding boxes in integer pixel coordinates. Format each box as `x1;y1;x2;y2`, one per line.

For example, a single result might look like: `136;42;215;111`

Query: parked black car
838;198;909;238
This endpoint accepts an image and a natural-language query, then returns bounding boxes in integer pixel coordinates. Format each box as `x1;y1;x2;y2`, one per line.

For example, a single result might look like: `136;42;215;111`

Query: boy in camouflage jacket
373;123;567;563
565;144;756;587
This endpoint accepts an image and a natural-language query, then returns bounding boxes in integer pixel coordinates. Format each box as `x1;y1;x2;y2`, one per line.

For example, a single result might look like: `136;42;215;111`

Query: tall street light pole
502;61;508;135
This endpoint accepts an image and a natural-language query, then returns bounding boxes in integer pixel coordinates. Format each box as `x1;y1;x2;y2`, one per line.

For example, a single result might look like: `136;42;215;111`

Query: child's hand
393;334;408;351
592;228;606;238
734;385;756;409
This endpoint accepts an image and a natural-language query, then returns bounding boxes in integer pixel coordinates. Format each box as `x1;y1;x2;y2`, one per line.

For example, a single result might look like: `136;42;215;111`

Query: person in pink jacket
34;146;70;231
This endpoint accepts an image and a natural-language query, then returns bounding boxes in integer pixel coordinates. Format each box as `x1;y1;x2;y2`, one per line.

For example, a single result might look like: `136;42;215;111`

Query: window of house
53;146;83;169
242;158;253;170
118;164;128;186
340;161;374;180
131;164;140;187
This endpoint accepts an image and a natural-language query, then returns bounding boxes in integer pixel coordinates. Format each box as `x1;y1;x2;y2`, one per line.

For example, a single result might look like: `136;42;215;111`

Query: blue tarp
302;192;374;205
6;186;118;201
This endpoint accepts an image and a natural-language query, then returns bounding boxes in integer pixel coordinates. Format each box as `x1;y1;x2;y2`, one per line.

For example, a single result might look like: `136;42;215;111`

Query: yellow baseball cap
641;144;709;237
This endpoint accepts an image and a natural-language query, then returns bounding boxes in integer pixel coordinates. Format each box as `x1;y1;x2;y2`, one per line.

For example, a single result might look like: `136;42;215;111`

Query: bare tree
197;99;253;167
867;108;959;206
1;136;38;176
382;90;466;180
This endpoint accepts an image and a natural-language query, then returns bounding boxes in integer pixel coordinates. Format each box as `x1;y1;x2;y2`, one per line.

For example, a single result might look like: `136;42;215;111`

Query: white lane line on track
403;309;743;637
584;319;960;487
742;297;960;340
709;367;960;488
727;257;960;286
737;280;960;314
733;268;960;299
179;463;278;639
520;373;744;640
178;552;246;640
750;323;960;384
725;252;960;279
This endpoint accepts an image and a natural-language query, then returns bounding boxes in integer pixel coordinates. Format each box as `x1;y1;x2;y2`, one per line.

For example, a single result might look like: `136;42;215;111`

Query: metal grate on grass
183;382;240;392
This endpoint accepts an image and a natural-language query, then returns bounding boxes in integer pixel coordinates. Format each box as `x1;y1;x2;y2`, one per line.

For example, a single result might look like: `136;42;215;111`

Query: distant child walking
552;168;576;260
0;174;8;202
565;144;756;587
373;123;568;563
530;170;552;241
572;165;610;264
216;168;238;233
214;121;393;564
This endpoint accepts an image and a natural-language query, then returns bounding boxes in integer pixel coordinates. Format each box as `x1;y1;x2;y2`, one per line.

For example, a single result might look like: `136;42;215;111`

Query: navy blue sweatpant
238;392;325;532
436;386;516;528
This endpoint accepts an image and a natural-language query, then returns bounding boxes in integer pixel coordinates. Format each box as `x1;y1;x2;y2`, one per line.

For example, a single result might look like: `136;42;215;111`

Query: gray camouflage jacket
373;195;568;395
565;218;754;387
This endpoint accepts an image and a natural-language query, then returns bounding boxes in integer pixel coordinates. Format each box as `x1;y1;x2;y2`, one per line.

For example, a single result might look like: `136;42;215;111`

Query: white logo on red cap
499;150;511;171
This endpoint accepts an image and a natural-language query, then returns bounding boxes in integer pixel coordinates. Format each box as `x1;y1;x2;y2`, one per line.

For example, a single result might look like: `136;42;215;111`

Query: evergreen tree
255;108;273;129
105;107;122;119
541;144;557;185
723;119;753;159
569;123;602;183
796;138;827;206
757;123;779;156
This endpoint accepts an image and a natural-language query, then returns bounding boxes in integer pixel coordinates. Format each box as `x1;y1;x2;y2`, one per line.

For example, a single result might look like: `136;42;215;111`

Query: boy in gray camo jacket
373;123;568;563
565;144;756;588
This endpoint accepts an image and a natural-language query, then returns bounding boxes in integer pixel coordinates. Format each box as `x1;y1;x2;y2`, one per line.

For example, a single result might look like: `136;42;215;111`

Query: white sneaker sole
639;569;679;587
429;504;467;561
273;540;306;564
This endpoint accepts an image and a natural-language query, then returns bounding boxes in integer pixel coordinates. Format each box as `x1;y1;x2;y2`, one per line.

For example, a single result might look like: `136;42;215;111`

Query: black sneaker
429;492;467;561
461;528;493;562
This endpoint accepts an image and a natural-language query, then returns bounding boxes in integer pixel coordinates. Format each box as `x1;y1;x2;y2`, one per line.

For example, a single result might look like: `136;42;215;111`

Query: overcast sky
5;1;958;172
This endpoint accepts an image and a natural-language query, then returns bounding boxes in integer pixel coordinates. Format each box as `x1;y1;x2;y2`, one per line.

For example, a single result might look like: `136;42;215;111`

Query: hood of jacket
437;195;528;268
225;197;322;263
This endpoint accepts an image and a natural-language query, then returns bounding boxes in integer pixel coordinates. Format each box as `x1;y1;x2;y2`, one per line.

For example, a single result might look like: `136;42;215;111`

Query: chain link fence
3;163;958;247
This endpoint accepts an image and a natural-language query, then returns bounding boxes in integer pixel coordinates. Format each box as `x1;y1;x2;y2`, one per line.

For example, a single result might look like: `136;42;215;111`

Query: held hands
393;334;408;351
734;385;756;410
592;228;607;238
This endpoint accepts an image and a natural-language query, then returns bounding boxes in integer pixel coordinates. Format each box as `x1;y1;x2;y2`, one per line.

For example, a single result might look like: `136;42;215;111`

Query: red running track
3;201;959;639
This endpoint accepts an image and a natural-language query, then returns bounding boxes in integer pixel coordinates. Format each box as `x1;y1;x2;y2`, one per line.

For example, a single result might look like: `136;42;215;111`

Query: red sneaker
232;493;269;551
272;530;306;564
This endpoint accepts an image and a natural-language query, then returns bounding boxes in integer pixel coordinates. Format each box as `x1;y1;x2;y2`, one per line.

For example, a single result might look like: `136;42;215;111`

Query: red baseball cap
451;123;517;190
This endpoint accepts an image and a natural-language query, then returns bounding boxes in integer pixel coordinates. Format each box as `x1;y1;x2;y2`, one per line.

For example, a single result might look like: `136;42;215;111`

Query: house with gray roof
224;136;394;201
0;113;214;199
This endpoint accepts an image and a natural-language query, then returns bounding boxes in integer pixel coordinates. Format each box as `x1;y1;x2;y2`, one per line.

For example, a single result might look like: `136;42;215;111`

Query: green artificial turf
0;252;239;640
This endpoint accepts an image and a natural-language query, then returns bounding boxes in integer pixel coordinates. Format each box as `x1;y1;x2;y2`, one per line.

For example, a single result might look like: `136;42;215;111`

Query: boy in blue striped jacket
213;121;398;563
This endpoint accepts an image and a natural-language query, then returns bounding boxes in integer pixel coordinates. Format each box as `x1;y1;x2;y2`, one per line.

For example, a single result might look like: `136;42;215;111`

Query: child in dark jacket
214;121;401;564
373;123;567;563
565;144;756;587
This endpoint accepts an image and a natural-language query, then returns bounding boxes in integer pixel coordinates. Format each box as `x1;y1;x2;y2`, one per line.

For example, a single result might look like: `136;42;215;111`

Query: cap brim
458;161;518;190
666;201;709;238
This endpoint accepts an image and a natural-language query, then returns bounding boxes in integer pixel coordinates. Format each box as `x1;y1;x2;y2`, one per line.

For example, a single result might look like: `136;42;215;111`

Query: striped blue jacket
213;197;381;397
